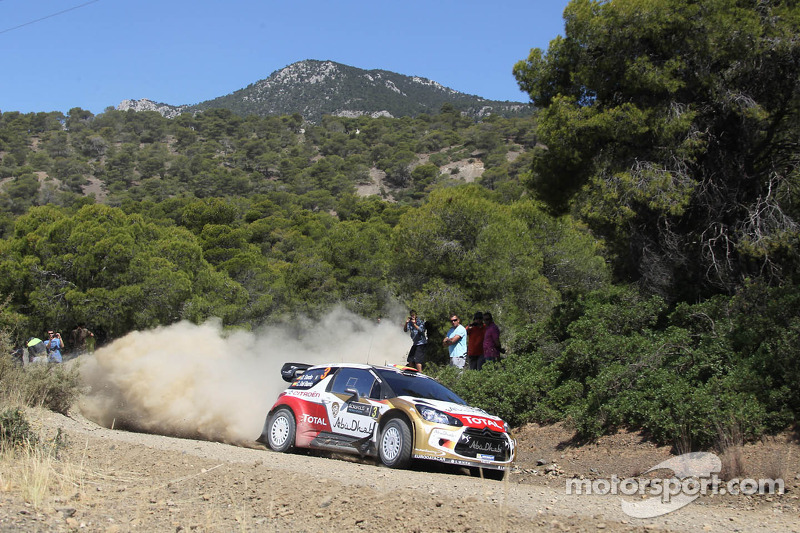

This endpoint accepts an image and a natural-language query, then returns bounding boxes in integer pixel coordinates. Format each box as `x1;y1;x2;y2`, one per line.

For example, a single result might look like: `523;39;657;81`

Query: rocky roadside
0;409;797;532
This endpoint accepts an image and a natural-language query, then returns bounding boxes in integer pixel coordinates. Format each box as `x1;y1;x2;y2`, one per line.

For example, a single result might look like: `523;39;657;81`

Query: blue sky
1;0;570;115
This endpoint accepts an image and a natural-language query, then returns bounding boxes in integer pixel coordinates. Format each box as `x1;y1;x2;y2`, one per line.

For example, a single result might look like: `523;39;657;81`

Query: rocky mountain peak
117;99;186;119
117;60;532;123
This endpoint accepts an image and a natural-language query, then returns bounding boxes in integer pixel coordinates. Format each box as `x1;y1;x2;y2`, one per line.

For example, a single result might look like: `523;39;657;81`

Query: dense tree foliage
436;281;798;449
0;204;247;338
393;186;607;345
514;0;800;299
0;106;547;343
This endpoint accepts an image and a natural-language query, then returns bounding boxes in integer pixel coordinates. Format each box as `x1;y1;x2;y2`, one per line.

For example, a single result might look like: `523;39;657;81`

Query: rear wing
280;362;312;382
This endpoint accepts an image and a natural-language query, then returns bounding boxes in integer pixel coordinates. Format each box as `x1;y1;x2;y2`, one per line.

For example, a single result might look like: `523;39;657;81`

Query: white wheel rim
382;426;401;461
270;415;290;446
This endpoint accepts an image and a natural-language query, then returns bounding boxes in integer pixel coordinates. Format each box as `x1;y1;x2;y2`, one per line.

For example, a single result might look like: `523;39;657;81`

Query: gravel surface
0;408;797;532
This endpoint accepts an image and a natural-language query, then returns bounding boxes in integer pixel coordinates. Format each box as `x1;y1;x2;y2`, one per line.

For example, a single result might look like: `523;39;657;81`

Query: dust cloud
78;308;413;446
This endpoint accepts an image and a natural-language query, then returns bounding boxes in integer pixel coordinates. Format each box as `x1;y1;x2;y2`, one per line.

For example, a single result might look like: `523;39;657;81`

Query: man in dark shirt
480;311;502;370
403;310;427;371
466;312;486;370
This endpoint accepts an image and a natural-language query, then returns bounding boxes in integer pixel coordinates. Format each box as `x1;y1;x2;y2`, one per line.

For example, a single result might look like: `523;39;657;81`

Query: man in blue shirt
443;315;467;369
45;330;64;363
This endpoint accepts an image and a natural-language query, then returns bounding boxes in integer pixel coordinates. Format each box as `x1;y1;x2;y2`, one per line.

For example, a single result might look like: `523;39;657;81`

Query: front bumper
412;424;515;470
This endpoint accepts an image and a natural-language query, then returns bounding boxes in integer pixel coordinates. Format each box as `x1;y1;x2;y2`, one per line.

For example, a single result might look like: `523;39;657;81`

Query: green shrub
21;363;82;415
0;407;68;458
0;354;82;415
436;283;793;450
0;407;37;449
426;353;559;427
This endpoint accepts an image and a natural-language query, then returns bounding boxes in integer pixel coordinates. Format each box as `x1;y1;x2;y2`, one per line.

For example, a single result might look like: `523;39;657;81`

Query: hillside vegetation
1;0;798;452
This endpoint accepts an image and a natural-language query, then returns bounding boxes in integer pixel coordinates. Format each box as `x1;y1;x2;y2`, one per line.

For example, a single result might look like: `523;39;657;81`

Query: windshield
376;369;466;405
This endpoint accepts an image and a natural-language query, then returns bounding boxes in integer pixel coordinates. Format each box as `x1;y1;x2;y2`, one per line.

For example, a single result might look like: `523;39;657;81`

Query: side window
331;368;376;399
368;380;382;400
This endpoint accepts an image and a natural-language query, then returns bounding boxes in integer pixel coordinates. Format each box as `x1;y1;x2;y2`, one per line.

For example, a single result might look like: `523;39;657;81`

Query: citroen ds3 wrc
257;363;515;479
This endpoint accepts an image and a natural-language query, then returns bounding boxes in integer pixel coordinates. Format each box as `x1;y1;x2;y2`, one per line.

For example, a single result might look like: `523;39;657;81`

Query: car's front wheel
266;407;296;453
378;418;412;468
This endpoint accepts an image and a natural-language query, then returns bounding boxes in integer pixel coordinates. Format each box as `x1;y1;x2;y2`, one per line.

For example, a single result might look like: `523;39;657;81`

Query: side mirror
345;387;360;402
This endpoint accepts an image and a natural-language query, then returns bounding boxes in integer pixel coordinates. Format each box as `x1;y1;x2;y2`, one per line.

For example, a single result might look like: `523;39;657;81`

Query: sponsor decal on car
457;415;505;431
332;417;376;435
285;390;321;398
427;428;460;451
468;440;505;453
346;403;379;418
290;366;332;389
412;454;479;467
301;413;328;427
331;402;340;417
430;428;461;441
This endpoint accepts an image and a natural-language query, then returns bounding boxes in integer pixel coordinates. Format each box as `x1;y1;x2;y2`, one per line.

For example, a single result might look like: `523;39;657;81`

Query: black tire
266;408;296;453
378;418;412;468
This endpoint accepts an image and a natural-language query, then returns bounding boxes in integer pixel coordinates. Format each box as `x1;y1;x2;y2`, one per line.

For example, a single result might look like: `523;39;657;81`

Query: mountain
116;99;188;119
117;60;533;123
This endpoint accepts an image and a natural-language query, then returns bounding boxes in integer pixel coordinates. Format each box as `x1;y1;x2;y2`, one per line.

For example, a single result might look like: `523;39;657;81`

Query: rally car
256;362;515;479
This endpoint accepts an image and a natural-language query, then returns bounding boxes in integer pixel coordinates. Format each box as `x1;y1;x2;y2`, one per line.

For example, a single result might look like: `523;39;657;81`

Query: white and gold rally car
257;363;515;479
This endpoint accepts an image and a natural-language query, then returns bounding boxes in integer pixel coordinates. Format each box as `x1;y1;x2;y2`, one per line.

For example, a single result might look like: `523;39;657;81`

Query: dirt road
1;409;797;532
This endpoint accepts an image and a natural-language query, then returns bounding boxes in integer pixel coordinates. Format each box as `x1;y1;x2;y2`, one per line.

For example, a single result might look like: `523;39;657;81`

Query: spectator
403;310;427;372
27;337;46;364
480;311;502;370
443;314;467;369
45;330;64;363
71;324;95;354
466;312;486;370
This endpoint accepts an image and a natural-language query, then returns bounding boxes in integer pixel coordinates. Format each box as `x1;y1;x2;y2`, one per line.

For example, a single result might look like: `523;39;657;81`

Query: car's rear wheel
266;408;296;453
378;418;412;468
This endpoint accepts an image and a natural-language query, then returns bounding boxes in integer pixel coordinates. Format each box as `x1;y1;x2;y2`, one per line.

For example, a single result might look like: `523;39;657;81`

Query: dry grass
761;444;792;493
719;445;747;481
716;419;747;480
0;422;85;509
0;323;87;510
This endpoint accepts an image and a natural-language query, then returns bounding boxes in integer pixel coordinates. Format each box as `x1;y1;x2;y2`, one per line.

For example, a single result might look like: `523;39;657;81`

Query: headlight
416;405;462;426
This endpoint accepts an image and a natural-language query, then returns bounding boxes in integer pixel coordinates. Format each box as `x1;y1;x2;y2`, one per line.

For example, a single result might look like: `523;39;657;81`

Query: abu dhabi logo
566;452;784;518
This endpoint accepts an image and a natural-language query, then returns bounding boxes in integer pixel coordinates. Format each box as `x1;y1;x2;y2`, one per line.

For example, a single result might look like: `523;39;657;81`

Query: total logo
461;416;504;431
301;414;327;427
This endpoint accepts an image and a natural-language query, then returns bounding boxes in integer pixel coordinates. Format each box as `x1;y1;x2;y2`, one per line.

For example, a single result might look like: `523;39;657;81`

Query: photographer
45;330;64;363
403;310;427;371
